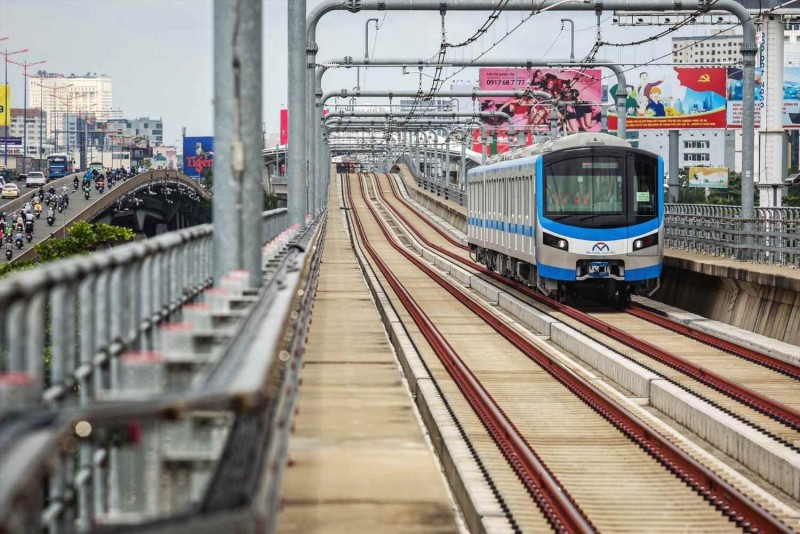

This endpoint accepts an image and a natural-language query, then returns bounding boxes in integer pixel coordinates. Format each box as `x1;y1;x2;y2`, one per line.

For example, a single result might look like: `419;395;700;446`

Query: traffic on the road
1;167;138;262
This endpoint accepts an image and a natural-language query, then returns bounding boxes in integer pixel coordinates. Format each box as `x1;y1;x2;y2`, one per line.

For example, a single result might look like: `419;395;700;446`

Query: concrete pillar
759;14;786;207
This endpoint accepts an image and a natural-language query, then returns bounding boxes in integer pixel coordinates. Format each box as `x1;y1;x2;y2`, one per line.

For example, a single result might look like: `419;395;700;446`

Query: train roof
488;132;631;164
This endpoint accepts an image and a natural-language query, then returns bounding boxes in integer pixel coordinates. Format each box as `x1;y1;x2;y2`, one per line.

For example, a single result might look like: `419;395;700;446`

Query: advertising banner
478;68;603;145
0;85;8;127
727;67;800;128
280;109;288;145
609;67;727;130
688;167;729;188
183;136;214;178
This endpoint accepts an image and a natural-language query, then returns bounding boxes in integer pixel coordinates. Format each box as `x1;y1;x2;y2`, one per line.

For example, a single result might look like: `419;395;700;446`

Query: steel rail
380;172;800;435
356;172;791;534
345;173;594;534
626;306;800;382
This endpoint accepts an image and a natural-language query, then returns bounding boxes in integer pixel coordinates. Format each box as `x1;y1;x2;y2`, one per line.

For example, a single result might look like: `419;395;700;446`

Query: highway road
2;173;115;263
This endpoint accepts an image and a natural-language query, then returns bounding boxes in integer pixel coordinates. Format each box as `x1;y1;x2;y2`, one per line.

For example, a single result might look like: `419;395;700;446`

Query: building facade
672;30;743;65
27;72;113;147
6;108;47;157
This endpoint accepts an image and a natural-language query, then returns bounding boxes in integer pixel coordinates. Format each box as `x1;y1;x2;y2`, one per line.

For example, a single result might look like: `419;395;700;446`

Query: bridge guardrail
664;204;800;268
0;207;302;532
396;155;467;206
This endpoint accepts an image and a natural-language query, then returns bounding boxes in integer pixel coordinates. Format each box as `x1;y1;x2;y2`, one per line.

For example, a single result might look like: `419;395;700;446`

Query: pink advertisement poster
478;68;604;140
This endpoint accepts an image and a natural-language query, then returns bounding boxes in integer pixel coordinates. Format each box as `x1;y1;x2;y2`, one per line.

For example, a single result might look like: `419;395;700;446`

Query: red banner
280;108;288;145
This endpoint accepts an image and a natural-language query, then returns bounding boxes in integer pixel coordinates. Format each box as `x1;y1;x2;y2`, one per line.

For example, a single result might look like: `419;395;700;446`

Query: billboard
479;68;603;141
0;85;8;127
609;67;727;130
727;67;800;128
183;136;214;178
688;167;729;189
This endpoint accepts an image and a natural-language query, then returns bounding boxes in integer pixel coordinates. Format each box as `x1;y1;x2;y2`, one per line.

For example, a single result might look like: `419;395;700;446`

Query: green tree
0;221;135;278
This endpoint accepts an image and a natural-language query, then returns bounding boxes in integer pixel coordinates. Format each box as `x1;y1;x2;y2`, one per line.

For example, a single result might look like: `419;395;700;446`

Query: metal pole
481;126;487;164
39;83;43;162
4;53;7;167
561;19;575;61
668;130;679;203
306;65;316;217
213;0;241;281
288;0;307;227
445;136;450;182
460;137;466;186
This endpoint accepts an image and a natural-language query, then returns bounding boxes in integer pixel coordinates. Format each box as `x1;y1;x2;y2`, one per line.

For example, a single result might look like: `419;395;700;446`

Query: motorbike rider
47;206;55;219
5;241;12;259
14;231;24;247
73;175;80;189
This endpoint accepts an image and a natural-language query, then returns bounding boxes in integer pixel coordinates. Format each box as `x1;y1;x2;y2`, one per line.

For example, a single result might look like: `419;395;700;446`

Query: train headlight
633;232;659;250
543;232;568;251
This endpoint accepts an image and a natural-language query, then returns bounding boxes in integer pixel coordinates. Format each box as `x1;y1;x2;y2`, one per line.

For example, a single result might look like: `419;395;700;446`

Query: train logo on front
592;242;610;253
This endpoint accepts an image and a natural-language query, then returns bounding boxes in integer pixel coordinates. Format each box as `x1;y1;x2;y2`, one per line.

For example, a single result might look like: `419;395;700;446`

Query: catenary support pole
288;0;307;227
669;130;679;203
460;138;466;185
307;0;755;217
213;0;240;281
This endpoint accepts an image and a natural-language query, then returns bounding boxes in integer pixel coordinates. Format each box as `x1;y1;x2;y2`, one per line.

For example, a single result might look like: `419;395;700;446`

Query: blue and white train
466;132;663;302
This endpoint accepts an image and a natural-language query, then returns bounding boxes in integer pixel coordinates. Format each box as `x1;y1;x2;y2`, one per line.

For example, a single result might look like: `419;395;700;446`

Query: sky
0;0;739;146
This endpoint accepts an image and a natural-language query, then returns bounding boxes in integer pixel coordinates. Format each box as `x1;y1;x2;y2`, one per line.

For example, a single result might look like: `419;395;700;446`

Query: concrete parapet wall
656;259;800;346
395;166;467;233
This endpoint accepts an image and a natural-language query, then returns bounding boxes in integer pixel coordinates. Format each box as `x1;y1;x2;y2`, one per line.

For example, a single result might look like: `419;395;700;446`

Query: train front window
629;155;658;218
544;157;624;217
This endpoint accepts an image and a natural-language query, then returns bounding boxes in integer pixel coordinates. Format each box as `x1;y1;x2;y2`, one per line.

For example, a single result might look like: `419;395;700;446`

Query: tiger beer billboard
183;136;214;178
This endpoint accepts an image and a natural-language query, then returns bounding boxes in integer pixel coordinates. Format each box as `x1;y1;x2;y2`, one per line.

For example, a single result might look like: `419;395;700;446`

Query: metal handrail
396;155;467;206
0;208;288;410
0;207;304;532
664;203;800;267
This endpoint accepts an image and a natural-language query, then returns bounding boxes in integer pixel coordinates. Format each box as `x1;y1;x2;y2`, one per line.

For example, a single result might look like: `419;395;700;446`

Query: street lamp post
7;58;45;174
1;45;28;167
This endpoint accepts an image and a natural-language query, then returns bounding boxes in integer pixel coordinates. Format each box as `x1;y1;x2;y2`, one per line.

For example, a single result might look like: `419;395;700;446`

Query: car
26;171;47;188
1;183;20;199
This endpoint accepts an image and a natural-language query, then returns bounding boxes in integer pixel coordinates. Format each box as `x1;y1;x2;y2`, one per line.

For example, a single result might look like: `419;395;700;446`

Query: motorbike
73;178;79;190
5;248;11;261
98;181;105;193
57;203;63;213
84;188;90;200
47;215;55;226
63;195;69;209
34;204;42;219
15;237;23;250
25;232;32;243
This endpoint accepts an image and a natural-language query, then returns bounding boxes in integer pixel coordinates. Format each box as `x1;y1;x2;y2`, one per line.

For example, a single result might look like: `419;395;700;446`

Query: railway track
343;172;792;533
372;172;800;452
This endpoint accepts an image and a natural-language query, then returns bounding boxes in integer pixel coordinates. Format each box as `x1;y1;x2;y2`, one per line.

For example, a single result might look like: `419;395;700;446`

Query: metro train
466;132;664;303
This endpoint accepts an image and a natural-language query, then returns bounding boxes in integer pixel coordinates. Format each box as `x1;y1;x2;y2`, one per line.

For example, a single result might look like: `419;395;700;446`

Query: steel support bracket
346;0;363;13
